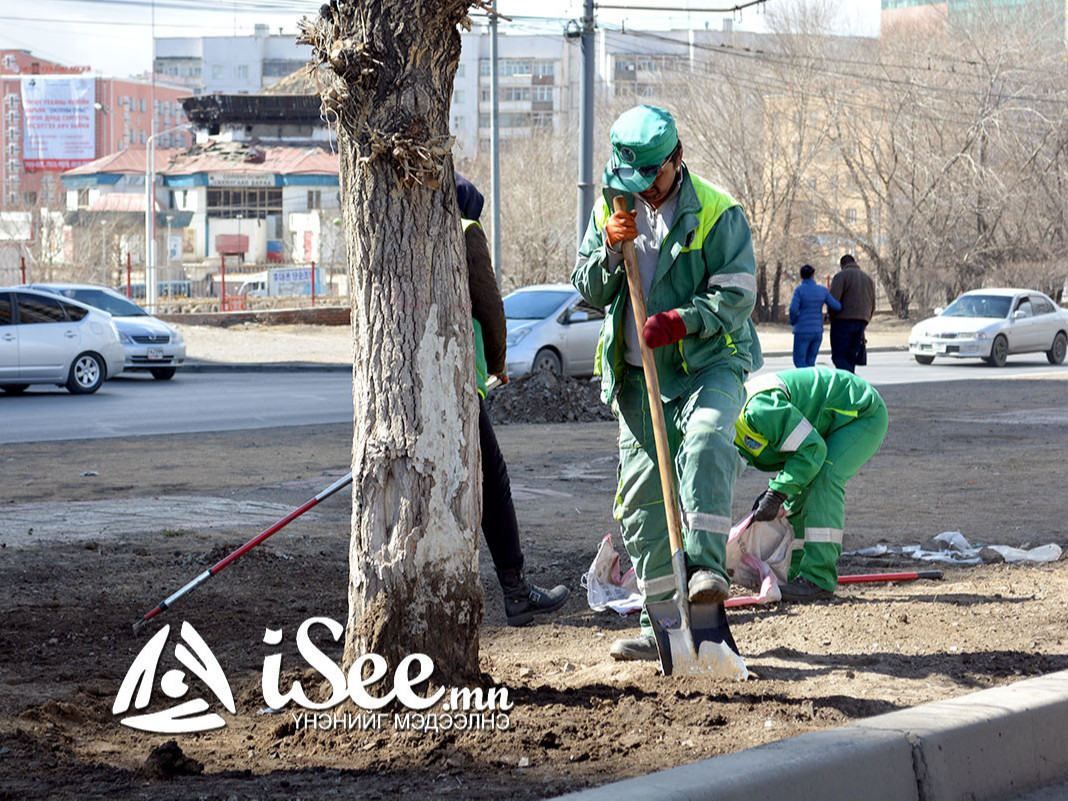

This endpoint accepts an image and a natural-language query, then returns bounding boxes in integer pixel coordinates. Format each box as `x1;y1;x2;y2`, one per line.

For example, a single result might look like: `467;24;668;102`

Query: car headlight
170;327;184;345
506;327;532;347
118;330;134;344
972;331;988;340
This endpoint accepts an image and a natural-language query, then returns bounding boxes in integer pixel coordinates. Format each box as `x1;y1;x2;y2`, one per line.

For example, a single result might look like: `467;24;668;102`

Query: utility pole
577;0;595;249
490;0;502;284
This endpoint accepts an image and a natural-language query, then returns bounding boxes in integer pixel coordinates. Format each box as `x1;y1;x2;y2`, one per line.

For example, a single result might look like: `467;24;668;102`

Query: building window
479;59;490;76
22;191;37;206
307;190;322;210
503;60;531;76
453;88;465;104
533;60;554;77
846;209;858;225
456;63;466;79
206;187;283;219
212;65;224;79
532;86;553;102
503;87;530;102
236;64;249;79
452;115;464;130
139;98;146;112
77;188;90;209
480;88;489;102
532;111;552;128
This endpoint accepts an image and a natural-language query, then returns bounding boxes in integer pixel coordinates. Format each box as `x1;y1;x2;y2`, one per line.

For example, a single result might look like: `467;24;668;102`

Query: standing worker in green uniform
734;366;889;601
571;105;762;661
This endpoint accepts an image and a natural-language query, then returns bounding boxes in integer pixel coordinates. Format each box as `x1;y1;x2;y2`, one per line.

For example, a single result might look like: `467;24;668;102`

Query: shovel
612;195;746;679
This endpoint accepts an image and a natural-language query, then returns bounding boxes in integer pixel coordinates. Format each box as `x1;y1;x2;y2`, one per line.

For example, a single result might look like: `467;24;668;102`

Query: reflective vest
462;217;490;398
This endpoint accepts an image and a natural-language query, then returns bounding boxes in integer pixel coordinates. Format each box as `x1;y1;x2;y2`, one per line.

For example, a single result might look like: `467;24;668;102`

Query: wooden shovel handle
613;195;685;557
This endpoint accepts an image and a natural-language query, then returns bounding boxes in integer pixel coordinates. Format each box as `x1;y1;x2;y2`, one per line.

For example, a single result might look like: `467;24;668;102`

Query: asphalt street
2;351;1065;445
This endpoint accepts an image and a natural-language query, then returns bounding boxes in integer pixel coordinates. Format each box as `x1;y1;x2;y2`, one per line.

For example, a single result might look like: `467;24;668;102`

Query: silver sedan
908;288;1068;367
504;284;605;378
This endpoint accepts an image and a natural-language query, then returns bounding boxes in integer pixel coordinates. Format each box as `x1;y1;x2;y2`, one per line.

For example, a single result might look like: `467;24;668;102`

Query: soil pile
487;371;612;424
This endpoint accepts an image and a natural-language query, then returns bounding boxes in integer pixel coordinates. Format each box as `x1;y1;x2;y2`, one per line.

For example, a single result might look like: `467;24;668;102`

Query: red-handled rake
132;472;353;633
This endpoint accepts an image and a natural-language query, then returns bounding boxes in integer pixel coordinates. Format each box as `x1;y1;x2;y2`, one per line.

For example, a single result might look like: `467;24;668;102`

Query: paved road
0;371;353;444
3;351;1065;445
758;349;1068;385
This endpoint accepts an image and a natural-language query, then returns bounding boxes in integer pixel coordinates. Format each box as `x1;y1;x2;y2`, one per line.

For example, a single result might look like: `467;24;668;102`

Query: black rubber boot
778;576;835;602
498;569;570;627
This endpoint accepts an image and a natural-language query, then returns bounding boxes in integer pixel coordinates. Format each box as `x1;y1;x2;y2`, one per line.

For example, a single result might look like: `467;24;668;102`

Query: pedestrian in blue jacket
788;264;841;368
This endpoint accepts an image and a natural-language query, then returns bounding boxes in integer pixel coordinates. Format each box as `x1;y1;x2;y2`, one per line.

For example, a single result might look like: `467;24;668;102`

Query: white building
154;25;307;95
450;23;760;159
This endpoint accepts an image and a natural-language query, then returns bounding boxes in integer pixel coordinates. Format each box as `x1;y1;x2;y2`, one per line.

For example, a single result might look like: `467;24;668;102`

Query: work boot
687;569;730;605
778;576;834;602
609;634;659;662
498;569;570;627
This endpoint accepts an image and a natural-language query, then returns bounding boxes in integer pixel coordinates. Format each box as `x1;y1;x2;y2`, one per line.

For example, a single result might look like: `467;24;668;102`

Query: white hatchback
0;287;124;394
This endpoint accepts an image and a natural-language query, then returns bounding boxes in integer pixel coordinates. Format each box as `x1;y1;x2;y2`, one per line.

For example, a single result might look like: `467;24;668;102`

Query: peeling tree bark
301;0;485;685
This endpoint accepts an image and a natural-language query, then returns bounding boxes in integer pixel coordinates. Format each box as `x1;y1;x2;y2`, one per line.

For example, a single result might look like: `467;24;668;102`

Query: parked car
908;288;1068;367
503;284;605;378
26;283;186;380
0;287;124;394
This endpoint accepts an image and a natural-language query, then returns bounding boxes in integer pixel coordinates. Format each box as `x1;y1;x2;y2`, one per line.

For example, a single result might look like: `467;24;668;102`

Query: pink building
1;49;191;212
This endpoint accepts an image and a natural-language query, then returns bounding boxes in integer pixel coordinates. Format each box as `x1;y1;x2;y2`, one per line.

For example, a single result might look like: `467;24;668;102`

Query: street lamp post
165;214;174;267
144;122;192;312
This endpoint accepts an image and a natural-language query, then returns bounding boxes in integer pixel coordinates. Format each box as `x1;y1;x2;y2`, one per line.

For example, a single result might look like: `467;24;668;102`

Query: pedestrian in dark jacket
456;173;569;627
788;264;841;368
828;254;876;372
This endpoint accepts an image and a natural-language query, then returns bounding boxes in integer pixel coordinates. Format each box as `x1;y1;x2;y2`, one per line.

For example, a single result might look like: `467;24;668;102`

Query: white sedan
909;288;1068;367
0;287;125;394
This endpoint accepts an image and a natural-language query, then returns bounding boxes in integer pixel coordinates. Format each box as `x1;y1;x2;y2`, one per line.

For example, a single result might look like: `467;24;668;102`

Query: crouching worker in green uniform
571;105;762;661
734;367;888;602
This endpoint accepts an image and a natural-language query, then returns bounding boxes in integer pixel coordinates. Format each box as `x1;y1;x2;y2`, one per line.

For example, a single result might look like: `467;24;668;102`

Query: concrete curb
183;361;350;373
548;669;1068;801
179;346;909;373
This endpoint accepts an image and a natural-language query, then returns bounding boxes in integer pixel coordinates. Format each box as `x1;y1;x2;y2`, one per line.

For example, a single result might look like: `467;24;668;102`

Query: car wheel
66;353;105;394
984;334;1008;367
151;367;177;380
1;384;30;394
1046;332;1067;365
532;348;562;375
914;354;935;365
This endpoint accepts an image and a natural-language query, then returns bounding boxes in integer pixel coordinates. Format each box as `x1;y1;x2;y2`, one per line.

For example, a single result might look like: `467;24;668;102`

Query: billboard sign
21;76;96;172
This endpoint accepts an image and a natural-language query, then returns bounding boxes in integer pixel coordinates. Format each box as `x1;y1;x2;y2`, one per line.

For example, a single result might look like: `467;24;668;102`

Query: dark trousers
792;331;822;368
479;398;524;575
830;320;868;373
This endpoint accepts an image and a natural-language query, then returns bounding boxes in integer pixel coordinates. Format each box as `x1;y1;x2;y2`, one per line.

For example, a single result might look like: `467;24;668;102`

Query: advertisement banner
21;76;96;172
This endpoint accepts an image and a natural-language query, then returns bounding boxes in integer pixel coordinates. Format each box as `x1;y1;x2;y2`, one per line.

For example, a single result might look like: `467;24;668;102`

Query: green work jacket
571;166;762;403
463;217;489;398
734;367;884;496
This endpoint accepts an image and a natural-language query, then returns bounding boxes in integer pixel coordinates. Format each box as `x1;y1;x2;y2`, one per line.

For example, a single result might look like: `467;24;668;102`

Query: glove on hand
752;489;788;522
604;209;638;249
642;309;688;349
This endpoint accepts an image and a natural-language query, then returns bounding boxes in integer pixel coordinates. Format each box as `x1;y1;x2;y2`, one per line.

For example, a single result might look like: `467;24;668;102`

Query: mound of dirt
487;372;612;424
143;740;203;779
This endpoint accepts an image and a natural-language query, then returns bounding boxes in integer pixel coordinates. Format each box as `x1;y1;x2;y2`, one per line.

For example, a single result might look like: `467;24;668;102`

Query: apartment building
154;25;307;95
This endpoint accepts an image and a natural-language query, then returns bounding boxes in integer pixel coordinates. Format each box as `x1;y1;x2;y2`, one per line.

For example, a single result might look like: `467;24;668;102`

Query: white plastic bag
582;533;642;615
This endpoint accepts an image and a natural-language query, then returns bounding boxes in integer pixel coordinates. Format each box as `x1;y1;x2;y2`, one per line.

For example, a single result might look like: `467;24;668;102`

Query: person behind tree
456;172;569;626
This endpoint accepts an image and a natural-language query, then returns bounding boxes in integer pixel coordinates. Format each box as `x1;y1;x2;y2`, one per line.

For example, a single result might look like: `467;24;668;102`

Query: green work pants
612;363;746;636
786;397;889;591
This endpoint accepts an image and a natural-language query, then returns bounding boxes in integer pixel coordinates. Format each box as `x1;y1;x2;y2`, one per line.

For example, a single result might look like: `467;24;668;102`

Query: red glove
642;309;688;349
604;209;637;248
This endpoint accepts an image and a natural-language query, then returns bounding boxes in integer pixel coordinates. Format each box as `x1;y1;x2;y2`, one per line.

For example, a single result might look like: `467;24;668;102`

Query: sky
0;0;881;79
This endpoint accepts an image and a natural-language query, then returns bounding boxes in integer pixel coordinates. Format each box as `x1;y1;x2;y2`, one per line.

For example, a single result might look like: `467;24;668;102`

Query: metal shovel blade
647;598;748;679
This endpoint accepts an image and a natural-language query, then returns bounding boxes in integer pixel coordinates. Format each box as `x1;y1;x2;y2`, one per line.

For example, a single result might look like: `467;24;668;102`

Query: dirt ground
2;371;1068;800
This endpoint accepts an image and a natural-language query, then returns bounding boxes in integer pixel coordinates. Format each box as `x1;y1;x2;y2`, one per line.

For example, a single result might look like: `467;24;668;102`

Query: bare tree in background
300;0;486;683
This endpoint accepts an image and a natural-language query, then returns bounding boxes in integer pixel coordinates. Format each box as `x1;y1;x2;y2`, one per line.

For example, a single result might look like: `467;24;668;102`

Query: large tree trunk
301;0;484;686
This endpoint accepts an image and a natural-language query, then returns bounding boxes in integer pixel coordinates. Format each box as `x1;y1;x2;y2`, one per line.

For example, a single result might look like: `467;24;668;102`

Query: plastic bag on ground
582;533;642;615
